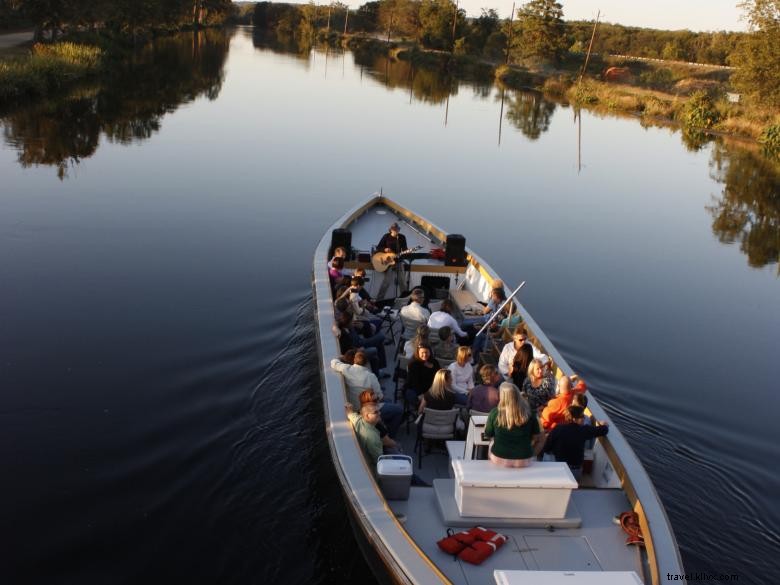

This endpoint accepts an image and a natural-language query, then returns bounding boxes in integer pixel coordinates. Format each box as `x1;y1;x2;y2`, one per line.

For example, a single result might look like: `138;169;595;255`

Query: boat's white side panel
313;195;449;585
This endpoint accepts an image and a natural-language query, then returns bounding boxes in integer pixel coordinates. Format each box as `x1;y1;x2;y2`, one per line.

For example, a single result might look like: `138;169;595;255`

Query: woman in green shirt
485;382;545;468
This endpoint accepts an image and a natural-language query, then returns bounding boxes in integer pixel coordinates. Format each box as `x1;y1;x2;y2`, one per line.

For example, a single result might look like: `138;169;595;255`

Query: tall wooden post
579;10;600;84
451;0;459;53
505;2;515;65
326;3;332;33
344;6;349;34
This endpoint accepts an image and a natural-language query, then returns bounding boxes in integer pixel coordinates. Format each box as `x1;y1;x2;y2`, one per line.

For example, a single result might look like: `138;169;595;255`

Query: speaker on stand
329;229;352;260
445;234;467;267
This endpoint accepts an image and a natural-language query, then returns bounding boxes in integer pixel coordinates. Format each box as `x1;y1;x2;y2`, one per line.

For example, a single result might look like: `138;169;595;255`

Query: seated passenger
434;326;457;360
468;365;501;413
405;345;440;408
403;324;430;359
345;401;383;467
521;358;557;412
359;390;401;448
428;299;468;342
349;276;379;314
463;286;506;328
331;351;402;435
328;246;347;269
540;376;575;430
484;382;544;468
334;312;387;375
399;289;430;323
509;343;534;389
419;369;457;412
543;405;609;479
447;346;474;406
329;256;345;284
497;326;542;377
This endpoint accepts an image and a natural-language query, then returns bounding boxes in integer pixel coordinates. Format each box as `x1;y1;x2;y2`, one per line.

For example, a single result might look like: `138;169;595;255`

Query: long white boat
313;194;684;585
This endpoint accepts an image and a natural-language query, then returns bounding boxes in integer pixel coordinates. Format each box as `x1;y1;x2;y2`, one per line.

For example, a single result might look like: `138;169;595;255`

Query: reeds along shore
340;34;779;154
0;42;103;105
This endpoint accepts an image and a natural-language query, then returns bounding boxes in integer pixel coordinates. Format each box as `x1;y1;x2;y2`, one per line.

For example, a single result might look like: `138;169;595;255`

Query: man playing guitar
375;222;407;300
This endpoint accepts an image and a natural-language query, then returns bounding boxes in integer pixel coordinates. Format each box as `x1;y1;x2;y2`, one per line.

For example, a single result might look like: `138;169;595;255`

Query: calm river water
1;27;777;585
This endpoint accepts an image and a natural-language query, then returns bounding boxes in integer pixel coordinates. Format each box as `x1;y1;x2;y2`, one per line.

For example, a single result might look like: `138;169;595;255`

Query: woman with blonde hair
447;346;474;406
485;382;544;468
521;357;556;412
419;369;457;412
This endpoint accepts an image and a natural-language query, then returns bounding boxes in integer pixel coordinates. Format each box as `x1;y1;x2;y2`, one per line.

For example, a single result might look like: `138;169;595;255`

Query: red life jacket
436;526;508;565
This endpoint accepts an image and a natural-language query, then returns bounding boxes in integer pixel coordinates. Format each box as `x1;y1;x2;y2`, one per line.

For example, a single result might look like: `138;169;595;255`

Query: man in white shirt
427;299;468;341
399;289;430;323
331;351;403;436
498;327;544;377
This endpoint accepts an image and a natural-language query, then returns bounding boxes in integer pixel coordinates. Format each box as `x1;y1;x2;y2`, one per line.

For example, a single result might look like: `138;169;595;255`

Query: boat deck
375;358;646;584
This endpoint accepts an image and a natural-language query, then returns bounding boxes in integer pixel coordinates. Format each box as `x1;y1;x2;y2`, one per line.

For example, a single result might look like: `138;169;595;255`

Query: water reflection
355;54;457;105
0;29;229;179
504;90;556;141
708;142;780;269
251;29;314;59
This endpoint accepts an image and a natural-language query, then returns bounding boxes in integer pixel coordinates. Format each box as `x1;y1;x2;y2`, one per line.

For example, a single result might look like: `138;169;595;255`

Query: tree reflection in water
708;142;780;269
0;29;229;179
505;90;556;141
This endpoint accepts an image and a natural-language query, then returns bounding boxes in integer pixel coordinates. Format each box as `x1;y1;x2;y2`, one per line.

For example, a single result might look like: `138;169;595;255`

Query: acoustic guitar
371;246;423;272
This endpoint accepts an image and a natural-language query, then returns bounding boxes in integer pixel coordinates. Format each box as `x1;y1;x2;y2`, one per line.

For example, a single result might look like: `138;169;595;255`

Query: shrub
759;124;780;156
570;81;598;105
542;75;570;97
643;97;674;118
638;68;674;90
680;90;720;130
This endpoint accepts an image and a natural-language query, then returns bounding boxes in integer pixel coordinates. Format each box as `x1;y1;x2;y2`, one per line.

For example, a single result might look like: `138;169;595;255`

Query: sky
457;0;747;31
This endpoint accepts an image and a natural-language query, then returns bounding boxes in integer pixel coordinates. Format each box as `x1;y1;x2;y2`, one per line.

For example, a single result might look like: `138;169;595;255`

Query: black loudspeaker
329;229;352;260
445;234;467;267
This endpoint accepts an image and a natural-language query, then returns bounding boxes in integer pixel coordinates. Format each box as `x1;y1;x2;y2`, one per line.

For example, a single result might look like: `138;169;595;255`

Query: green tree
377;0;419;39
467;8;500;56
731;0;780;107
514;0;567;62
417;0;464;50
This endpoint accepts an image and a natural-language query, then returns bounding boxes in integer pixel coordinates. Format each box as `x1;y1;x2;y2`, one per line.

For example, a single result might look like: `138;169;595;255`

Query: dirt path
0;30;34;50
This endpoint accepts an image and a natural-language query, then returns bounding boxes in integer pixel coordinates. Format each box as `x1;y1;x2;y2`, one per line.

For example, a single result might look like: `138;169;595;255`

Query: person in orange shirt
541;376;574;431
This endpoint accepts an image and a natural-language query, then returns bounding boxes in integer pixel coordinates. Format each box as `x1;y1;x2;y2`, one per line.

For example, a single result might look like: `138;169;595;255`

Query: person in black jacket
543;406;609;480
405;345;440;410
376;222;408;300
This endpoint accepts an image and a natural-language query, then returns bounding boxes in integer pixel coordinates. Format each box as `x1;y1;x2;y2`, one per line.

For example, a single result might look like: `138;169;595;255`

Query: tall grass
0;42;103;104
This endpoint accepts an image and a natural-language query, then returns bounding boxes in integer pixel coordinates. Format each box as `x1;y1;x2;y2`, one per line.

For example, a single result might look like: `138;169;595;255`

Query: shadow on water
0;29;230;180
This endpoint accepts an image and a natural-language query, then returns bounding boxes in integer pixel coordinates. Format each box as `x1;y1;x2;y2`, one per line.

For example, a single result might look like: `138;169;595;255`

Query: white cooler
452;460;577;519
377;455;413;500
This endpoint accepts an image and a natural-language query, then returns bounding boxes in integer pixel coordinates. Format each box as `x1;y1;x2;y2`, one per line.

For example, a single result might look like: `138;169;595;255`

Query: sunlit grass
0;42;103;103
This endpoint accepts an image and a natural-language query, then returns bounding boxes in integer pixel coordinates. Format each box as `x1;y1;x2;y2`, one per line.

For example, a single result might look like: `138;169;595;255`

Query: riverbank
341;34;779;155
0;42;104;105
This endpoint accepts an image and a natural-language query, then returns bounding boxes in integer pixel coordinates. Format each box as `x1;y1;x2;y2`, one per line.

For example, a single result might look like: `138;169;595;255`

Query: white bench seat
453;459;577;519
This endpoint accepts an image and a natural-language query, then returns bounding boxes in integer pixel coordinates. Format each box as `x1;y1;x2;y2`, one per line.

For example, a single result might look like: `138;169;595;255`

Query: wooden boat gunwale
313;194;683;585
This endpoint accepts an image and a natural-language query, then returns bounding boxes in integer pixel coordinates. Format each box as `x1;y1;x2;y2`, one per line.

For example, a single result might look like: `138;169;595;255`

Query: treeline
567;22;743;67
253;0;747;66
1;0;235;40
